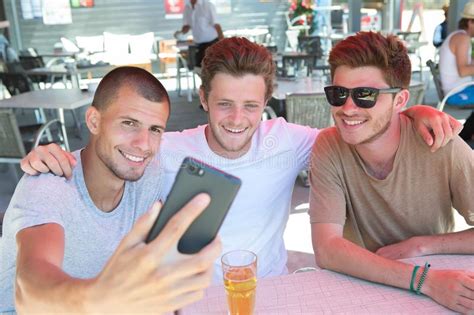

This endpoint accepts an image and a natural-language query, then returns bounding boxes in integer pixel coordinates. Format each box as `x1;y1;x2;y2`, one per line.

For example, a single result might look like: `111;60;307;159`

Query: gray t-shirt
0;150;163;312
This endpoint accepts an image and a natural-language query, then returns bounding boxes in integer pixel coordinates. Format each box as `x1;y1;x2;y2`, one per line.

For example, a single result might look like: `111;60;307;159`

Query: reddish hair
200;37;275;101
328;32;411;89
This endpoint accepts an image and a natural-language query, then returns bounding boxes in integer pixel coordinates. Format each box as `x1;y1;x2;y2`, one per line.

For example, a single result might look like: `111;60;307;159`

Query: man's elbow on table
312;223;344;270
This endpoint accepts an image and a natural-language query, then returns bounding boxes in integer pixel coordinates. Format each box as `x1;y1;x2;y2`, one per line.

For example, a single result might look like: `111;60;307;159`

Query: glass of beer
221;250;257;315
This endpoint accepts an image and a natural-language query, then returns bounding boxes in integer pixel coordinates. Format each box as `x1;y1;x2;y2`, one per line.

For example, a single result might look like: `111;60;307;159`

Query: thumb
450;116;463;135
418;124;434;146
121;202;162;249
67;152;78;167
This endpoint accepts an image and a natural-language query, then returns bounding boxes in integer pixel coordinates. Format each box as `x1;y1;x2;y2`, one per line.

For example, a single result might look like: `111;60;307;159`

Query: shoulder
312;126;340;150
3;173;75;237
310;127;347;167
403;116;472;161
15;172;74;201
451;31;470;45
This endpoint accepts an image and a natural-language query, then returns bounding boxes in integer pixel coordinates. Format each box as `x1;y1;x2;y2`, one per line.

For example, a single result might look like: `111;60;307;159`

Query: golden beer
224;268;257;315
221;250;257;315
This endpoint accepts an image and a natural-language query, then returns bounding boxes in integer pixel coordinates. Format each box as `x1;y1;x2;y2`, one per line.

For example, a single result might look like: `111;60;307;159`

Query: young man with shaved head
0;67;220;313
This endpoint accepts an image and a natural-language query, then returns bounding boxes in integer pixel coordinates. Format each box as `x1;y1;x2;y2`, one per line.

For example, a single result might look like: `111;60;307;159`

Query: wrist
413;235;434;256
82;278;104;313
419;268;435;297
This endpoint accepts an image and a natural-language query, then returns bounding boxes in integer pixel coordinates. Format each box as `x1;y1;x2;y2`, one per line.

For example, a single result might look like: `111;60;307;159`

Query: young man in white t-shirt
19;37;461;282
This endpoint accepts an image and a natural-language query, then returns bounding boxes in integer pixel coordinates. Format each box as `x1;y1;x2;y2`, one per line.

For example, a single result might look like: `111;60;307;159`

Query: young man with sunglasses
310;32;474;313
19;38;461;283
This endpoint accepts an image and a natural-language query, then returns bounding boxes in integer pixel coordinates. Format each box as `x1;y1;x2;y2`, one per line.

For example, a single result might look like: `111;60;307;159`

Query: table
26;63;115;88
224;28;269;43
0;89;94;150
273;77;327;100
183;254;473;314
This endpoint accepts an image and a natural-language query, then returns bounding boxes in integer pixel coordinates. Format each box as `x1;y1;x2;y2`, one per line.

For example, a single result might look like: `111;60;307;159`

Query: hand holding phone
146;157;241;254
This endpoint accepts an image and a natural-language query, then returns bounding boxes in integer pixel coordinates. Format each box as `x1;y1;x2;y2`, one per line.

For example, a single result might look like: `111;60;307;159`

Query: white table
0;89;94;150
183;254;473;314
273;77;327;100
224;28;269;43
26;64;114;88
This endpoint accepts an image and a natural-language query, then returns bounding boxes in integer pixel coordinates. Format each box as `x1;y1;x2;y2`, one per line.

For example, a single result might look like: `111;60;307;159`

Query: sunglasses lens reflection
324;86;378;108
352;88;378;108
325;86;348;107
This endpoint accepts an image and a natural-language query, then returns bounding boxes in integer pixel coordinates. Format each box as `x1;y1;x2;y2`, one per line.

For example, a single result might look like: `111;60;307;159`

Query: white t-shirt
439;29;472;94
158;118;319;282
183;0;218;44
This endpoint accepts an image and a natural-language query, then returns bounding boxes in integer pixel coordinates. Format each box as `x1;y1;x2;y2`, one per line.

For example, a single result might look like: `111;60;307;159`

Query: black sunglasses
324;86;402;109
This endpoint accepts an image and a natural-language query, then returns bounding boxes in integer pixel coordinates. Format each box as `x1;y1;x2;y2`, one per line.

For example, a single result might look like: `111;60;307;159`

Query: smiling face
200;73;267;159
331;65;402;146
89;86;169;181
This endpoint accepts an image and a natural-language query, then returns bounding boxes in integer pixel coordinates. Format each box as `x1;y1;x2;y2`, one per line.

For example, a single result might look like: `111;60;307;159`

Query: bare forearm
316;236;415;290
420;228;474;255
16;260;93;313
458;64;474;77
214;24;224;39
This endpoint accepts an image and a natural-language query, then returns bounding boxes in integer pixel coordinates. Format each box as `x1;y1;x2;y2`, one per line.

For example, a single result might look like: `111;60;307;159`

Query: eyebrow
118;116;166;130
217;98;261;104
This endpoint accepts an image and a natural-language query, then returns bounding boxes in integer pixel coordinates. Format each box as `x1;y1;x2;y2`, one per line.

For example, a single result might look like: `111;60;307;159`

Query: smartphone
145;157;242;254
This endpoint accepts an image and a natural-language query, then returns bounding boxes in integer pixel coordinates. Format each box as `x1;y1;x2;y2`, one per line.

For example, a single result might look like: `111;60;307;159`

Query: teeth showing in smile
121;151;145;163
343;120;364;126
224;127;245;133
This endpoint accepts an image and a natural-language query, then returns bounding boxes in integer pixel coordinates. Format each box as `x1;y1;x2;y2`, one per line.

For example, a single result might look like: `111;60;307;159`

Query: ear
394;89;410;112
85;106;101;135
199;88;209;112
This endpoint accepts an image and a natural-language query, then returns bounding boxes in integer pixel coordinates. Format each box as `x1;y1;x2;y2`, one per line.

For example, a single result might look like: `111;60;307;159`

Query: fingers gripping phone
145;157;242;254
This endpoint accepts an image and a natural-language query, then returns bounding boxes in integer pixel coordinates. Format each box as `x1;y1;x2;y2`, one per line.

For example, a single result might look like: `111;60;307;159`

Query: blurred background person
174;0;224;68
439;1;474;142
433;5;448;48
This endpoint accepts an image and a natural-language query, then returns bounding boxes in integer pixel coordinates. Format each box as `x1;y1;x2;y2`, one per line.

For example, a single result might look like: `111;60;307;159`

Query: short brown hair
328;32;411;89
200;37;275;101
458;18;474;30
92;66;170;111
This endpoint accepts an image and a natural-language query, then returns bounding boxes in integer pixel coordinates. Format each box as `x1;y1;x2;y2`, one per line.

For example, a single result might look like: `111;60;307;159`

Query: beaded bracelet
415;262;431;295
409;265;420;292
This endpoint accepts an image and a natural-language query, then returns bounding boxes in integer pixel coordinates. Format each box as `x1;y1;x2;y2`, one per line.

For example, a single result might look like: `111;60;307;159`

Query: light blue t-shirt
0;150;163;312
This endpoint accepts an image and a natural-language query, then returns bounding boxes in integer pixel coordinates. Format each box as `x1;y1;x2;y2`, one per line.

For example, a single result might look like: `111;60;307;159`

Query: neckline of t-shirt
73;150;131;218
351;117;408;182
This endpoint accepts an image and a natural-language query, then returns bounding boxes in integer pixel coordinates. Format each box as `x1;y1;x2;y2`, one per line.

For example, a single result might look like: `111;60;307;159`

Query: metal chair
286;92;333;129
405;82;425;108
176;44;199;102
0;70;46;126
261;106;277;121
19;55;50;87
438;81;474;112
426;59;444;101
426;59;474;110
0;109;66;181
285;93;333;186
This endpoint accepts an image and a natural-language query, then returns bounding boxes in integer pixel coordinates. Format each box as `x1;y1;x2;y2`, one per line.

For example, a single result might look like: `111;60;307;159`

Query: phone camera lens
188;164;196;174
198;169;204;176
